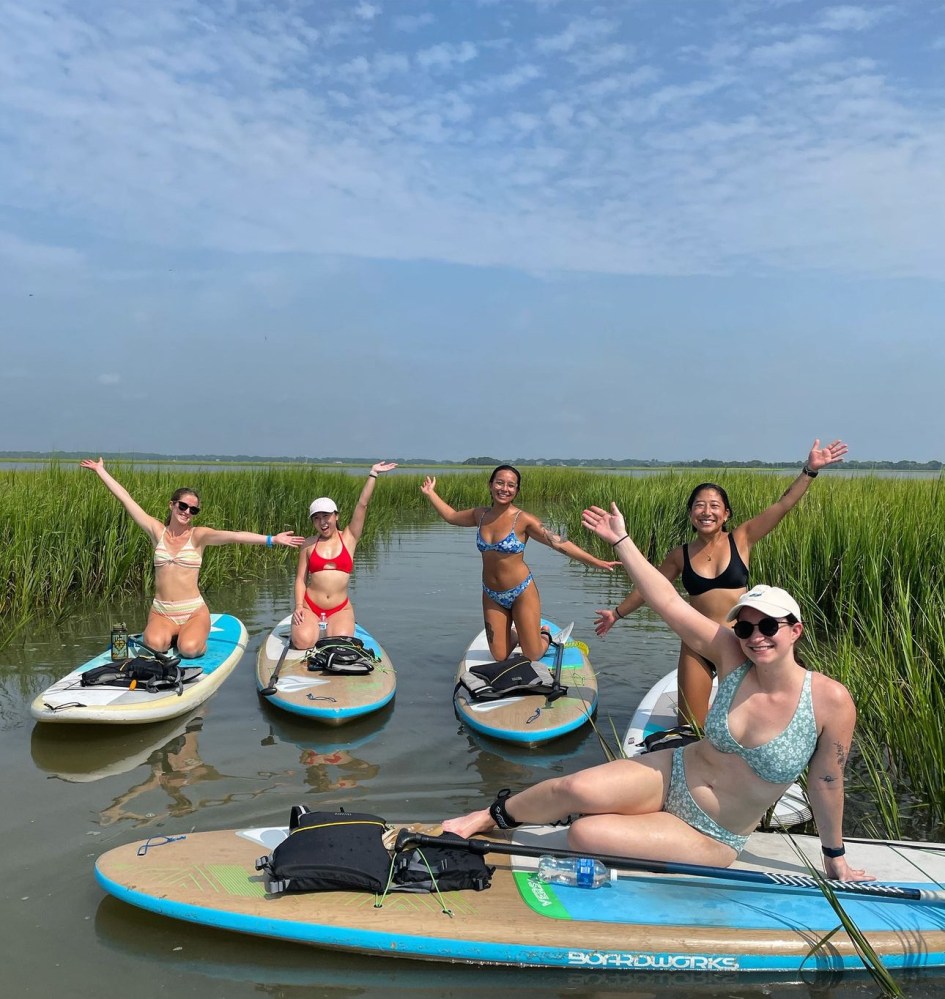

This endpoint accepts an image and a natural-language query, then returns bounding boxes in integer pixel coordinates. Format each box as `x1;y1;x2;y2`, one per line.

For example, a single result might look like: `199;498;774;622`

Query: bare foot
442;808;495;838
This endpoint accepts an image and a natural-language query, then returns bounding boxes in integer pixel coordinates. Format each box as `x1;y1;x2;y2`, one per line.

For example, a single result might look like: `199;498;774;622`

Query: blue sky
2;0;943;462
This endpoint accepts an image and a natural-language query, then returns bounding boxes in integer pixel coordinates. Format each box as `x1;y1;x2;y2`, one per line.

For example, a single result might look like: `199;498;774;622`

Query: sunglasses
733;616;789;640
175;500;200;515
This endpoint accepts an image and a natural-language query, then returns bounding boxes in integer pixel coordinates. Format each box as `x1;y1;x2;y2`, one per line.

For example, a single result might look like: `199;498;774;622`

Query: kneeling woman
422;465;617;662
81;458;303;658
291;462;397;648
444;501;872;883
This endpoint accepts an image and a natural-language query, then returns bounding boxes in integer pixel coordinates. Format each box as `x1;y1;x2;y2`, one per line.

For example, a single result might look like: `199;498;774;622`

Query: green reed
5;464;945;836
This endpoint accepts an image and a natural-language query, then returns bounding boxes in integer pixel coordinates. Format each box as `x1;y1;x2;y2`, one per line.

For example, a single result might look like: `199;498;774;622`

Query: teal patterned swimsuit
704;661;817;784
663;662;817;854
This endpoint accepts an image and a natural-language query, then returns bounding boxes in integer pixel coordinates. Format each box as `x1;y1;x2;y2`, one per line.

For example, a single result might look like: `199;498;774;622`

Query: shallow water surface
3;524;941;998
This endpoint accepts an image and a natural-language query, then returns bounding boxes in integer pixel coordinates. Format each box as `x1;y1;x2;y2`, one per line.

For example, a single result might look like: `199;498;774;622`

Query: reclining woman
81;458;303;658
422;465;618;662
444;501;872;883
594;439;847;727
291;462;397;649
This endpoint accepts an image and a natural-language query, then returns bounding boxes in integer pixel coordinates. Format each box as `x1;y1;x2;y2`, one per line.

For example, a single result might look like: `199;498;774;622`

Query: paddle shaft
260;638;291;696
550;622;573;691
394;830;945;905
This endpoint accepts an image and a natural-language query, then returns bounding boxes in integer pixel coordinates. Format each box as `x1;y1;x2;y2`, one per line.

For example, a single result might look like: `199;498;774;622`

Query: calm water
4;523;941;998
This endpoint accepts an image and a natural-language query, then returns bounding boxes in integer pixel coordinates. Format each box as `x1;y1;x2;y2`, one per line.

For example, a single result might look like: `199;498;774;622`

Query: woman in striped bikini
81;458;303;658
422;465;618;662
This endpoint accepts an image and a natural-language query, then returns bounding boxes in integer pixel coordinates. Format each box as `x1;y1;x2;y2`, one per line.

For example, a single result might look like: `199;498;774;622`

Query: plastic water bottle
318;613;328;639
537;855;615;889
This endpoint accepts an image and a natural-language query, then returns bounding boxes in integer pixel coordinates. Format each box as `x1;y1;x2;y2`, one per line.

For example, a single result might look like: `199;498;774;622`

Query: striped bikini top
153;529;203;570
476;511;527;554
703;662;817;785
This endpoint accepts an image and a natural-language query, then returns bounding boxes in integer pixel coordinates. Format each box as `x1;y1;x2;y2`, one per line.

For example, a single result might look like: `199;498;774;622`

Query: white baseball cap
308;497;338;516
726;584;802;623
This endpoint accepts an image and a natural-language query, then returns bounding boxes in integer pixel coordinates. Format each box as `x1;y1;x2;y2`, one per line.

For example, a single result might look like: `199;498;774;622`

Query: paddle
547;622;573;702
260;636;292;697
393;829;945;906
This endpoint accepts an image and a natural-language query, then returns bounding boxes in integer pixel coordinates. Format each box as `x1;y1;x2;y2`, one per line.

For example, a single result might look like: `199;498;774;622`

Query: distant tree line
2;451;941;471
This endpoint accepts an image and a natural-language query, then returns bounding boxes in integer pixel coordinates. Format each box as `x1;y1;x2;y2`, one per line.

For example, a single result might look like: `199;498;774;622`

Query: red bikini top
307;537;354;575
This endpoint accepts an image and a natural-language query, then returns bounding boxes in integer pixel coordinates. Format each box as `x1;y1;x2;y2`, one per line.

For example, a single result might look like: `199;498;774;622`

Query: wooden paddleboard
30;614;247;725
454;619;597;746
623;668;813;829
255;616;395;724
95;822;945;973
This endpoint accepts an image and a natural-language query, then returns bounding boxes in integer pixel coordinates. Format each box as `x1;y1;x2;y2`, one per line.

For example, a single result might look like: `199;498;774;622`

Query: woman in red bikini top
291;461;397;648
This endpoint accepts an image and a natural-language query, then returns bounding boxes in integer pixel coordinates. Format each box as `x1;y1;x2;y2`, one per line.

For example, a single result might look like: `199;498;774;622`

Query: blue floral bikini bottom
482;573;534;610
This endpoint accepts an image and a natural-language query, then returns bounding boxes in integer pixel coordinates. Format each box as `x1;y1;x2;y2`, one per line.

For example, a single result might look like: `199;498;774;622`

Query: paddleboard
255;616;395;724
95;822;945;973
454;619;597;747
30;614;247;725
623;668;812;829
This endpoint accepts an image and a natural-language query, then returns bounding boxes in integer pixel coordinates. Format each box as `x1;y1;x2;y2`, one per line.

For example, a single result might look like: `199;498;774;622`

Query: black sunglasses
175;500;200;515
733;616;789;640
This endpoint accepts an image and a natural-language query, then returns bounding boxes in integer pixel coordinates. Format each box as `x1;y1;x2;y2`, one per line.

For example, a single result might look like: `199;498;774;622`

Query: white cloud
416;41;477;71
97;373;121;386
818;5;885;32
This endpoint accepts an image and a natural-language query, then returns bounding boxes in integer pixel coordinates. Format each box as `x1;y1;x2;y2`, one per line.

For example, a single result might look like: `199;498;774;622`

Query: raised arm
595;547;683;637
196;528;304;548
583;504;736;665
805;675;873;882
79;457;162;541
737;439;847;547
420;476;480;527
524;515;620;571
347;462;398;542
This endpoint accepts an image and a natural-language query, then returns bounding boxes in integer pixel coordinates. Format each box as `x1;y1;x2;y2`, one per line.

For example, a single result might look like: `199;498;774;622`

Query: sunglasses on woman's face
175;501;200;515
733;616;788;640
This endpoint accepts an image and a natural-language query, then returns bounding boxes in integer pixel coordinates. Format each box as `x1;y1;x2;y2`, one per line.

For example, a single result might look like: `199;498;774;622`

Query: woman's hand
824;853;874;883
371;461;398;476
594;608;618;637
273;531;305;548
292;605;305;626
807;439;848;472
581;503;628;546
80;457;105;474
421;476;437;496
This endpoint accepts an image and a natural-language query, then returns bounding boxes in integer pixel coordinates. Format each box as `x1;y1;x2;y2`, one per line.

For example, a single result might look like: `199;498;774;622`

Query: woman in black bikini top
594;438;848;727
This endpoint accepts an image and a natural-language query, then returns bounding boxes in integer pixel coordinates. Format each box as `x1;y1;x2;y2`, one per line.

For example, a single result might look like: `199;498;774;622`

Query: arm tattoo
540;523;563;550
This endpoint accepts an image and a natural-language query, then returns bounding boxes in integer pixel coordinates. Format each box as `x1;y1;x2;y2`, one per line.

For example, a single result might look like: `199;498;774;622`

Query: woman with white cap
290;461;397;648
444;501;872;883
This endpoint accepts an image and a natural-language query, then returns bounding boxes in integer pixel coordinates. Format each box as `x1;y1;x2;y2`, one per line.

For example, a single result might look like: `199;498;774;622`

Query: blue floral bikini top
703;662;817;785
476;511;527;554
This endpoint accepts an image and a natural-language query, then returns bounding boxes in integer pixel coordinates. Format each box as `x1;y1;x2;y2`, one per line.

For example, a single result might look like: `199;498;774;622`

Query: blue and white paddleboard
623;668;812;828
95;822;945;974
255;615;395;725
454;619;597;747
30;614;247;725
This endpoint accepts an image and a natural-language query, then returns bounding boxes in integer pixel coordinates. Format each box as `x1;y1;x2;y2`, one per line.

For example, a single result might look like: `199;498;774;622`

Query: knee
176;638;206;659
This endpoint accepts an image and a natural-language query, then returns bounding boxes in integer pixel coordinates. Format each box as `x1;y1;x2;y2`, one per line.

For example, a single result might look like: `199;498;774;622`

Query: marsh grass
5;465;945;837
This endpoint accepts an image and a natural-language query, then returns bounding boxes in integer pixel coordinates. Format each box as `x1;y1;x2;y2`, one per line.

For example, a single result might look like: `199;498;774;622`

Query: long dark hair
165;487;200;525
685;482;732;532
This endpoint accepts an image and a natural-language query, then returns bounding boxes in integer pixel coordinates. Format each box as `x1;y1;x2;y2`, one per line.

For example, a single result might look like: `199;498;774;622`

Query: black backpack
256;807;495;896
80;656;200;696
391;832;494;892
458;653;565;701
306;636;378;675
256;806;393;894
